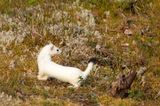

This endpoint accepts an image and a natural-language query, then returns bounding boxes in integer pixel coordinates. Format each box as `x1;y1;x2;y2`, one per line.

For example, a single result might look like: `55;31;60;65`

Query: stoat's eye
57;49;59;52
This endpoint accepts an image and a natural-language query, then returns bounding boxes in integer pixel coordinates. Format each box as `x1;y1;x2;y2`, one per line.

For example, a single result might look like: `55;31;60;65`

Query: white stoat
37;43;95;88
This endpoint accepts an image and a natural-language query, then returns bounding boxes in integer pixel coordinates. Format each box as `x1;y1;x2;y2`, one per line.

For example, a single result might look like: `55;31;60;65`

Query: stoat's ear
50;45;54;50
48;41;54;48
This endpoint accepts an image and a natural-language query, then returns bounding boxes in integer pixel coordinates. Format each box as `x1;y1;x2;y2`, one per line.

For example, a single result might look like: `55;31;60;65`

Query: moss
0;0;160;105
41;99;64;106
128;90;145;100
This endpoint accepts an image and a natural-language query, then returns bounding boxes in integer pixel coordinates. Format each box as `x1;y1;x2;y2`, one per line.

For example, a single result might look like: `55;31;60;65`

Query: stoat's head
45;43;61;56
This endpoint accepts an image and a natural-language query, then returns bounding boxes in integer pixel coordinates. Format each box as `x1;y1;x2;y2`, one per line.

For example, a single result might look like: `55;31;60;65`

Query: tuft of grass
128;90;145;101
0;0;160;105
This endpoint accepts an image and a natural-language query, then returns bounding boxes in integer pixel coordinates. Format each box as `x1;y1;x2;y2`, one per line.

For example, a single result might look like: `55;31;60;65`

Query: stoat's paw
68;84;80;89
67;85;75;88
37;74;48;81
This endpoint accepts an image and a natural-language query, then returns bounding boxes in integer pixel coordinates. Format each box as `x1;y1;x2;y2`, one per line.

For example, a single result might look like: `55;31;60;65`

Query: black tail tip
88;58;97;64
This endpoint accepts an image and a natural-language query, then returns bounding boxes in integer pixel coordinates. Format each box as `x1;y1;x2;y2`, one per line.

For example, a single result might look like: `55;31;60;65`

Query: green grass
0;0;160;105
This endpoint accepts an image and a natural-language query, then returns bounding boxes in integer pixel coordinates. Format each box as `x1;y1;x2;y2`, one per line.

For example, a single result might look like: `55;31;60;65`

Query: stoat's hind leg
37;72;48;80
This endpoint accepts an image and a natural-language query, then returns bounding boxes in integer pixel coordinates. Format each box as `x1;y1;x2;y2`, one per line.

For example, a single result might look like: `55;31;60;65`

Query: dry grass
0;0;160;105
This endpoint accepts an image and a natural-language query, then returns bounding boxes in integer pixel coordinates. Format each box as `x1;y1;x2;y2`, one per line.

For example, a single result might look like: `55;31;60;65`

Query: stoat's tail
83;58;96;79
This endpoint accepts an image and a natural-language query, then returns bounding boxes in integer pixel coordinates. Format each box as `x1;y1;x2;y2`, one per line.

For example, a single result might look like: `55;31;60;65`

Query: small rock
95;44;101;51
124;29;133;35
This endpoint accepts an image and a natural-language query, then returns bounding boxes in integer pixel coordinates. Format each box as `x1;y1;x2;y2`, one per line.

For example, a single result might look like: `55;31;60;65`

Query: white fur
37;43;94;88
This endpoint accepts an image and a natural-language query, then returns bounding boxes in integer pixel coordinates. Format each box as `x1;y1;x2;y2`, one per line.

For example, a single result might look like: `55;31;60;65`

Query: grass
0;0;160;105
